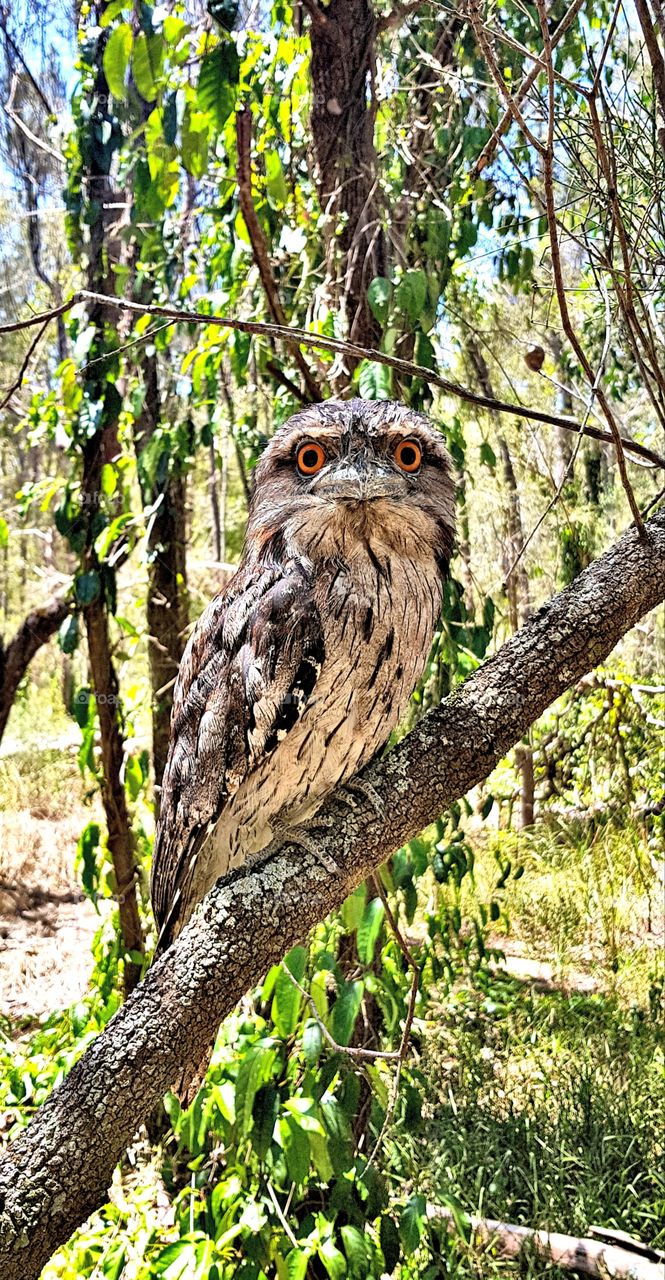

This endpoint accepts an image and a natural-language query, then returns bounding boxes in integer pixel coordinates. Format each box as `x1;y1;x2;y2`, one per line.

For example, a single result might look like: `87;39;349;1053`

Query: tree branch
0;595;71;744
427;1207;665;1280
2;290;663;469
235;106;323;403
0;509;664;1279
472;0;586;176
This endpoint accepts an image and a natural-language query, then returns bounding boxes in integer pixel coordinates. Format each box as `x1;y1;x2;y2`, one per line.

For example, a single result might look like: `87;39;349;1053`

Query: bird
151;398;455;957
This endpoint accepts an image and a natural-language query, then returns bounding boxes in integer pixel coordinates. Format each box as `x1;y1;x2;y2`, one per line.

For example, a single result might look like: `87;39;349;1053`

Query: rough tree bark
307;0;387;361
0;596;69;744
0;508;663;1280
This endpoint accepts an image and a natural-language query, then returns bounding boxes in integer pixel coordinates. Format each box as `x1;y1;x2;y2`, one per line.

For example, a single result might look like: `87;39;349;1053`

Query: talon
274;821;340;876
344;778;385;820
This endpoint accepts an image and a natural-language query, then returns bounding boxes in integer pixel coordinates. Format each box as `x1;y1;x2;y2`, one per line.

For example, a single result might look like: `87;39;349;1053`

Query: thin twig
4;76;65;165
300;0;328;28
465;0;545;155
265;1182;299;1248
279;961;401;1062
0;317;49;411
377;0;426;33
534;0;645;531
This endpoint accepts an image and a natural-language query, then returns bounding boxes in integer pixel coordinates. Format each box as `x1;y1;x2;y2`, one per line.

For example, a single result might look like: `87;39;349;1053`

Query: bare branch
472;0;586;176
465;0;545;156
2;290;663;469
0;316;49;411
427;1207;665;1280
634;0;665;157
535;0;645;530
4;78;65;166
377;0;427;34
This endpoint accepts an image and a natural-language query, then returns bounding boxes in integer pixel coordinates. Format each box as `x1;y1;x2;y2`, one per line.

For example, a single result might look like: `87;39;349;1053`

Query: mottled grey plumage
151;399;455;952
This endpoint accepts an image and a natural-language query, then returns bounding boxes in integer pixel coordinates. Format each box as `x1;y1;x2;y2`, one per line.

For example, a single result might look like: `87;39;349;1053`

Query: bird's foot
342;777;386;821
273;819;340;875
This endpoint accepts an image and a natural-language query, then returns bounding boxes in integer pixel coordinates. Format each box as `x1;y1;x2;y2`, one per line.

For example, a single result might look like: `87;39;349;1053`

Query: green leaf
395;268;427;322
75;570;101;606
162;91;178;146
266;151;288;207
76;822;101;907
309;1129;334;1181
252;1083;278;1159
235;1044;277;1134
340;1225;370;1275
102;1239;126;1280
481;793;494;819
414;330;435;369
380;1215;401;1272
124;753;144;801
58;613;79;656
339;882;366;932
0;516;8;547
279;1114;310;1184
356;897;384;965
400;1194;426;1256
197;41;239;129
357;360;392;401
72;685;93;729
103;23;132;99
272;945;307;1037
302;1018;323;1064
100;0;128;26
152;1240;198;1279
479;440;497;469
100;462;117;496
284;1250;308;1280
317;1236;347;1280
132;32;163;101
330;979;363;1047
367;276;391;325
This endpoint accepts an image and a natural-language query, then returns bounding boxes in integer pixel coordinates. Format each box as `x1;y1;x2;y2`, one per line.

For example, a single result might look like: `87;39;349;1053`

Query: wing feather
151;558;324;949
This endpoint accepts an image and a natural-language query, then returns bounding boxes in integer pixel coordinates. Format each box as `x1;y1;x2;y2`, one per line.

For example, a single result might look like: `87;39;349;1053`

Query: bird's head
246;399;456;573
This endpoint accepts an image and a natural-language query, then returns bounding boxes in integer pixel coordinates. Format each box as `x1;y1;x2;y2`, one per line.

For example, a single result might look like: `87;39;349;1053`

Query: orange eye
394;439;422;472
296;441;326;475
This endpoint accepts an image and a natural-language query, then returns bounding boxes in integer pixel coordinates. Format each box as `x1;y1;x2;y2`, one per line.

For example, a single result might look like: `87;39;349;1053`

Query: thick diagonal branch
0;508;663;1280
0;595;70;744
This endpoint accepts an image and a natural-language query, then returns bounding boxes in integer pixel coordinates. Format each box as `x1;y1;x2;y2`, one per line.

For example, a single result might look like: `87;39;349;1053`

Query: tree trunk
0;507;662;1280
78;22;144;996
133;351;188;795
307;0;386;361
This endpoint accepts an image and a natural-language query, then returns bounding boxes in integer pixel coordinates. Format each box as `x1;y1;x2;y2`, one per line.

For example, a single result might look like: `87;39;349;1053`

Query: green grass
460;817;662;1006
417;979;665;1247
389;812;665;1276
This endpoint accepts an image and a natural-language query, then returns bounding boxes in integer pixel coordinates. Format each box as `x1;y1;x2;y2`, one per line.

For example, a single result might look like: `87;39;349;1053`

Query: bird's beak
312;461;405;502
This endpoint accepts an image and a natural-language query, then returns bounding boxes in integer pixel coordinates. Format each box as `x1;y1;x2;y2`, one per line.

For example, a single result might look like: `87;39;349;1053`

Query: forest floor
0;744;104;1025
